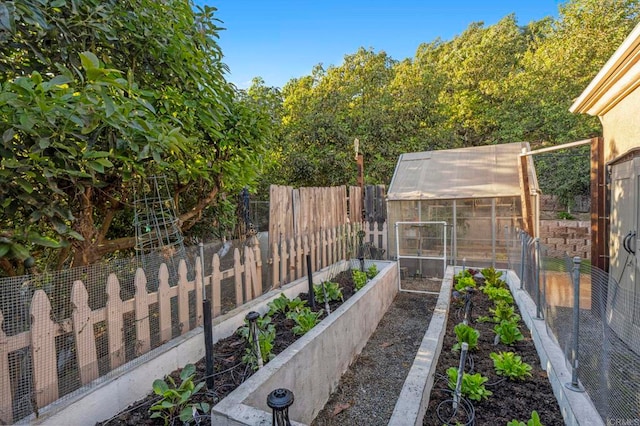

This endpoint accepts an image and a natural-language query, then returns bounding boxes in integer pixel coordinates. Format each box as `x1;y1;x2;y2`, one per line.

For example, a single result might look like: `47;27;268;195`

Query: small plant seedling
267;293;290;316
352;269;368;291
149;363;210;425
490;351;532;380
483;286;514;305
455;275;476;292
314;281;343;303
490;302;521;323
452;322;479;352
480;267;503;285
494;320;524;345
454;269;472;281
288;307;323;335
366;263;378;279
237;315;276;369
446;367;492;401
507;410;543;426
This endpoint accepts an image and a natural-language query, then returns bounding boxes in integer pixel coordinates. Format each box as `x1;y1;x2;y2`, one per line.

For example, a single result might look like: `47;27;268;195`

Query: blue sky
198;1;564;89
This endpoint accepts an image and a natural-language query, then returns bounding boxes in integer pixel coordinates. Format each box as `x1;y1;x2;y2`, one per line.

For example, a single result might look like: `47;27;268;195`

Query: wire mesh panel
395;221;447;294
507;230;640;423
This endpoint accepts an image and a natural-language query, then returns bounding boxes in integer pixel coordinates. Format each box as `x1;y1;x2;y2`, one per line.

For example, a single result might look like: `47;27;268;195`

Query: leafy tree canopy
0;0;273;275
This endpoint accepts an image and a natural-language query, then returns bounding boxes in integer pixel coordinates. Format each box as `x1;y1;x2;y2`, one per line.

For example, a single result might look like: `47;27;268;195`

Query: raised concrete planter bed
29;259;383;425
211;260;398;425
387;266;603;426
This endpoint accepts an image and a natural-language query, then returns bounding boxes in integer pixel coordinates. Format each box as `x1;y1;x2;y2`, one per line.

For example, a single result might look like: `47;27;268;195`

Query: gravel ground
311;291;437;426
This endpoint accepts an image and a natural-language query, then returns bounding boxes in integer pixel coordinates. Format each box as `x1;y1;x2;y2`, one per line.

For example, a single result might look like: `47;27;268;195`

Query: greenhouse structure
387;142;539;280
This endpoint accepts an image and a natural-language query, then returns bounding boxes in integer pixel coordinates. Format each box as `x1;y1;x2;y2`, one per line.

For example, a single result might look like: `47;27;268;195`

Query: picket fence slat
0;310;12;425
71;280;99;386
31;289;59;409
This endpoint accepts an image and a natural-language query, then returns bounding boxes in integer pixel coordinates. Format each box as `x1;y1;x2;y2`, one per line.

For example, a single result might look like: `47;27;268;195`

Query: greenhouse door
395;221;447;294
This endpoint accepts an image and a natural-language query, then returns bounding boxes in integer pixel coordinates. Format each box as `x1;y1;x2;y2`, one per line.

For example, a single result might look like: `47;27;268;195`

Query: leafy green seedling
490;351;532;380
455;275;477;292
446;367;493;401
483;286;514;305
314;281;343;303
267;293;290;316
149;363;210;425
366;264;378;279
352;269;368;291
452;322;479;352
507;410;543;426
494;320;524;345
490;302;521;323
288;307;323;335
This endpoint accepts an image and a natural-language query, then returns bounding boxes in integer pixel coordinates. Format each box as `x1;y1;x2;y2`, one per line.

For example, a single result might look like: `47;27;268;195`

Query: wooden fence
268;185;363;249
0;224;360;424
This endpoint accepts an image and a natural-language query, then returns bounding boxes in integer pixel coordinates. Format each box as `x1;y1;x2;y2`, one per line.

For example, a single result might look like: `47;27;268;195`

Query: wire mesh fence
507;230;640;423
0;234;273;424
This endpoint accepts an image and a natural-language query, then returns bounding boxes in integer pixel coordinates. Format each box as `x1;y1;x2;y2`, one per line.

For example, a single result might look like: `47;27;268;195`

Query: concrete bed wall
27;260;353;425
211;260;399;425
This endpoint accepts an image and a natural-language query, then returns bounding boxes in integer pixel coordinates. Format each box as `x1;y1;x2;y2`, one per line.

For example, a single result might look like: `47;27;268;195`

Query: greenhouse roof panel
388;142;533;200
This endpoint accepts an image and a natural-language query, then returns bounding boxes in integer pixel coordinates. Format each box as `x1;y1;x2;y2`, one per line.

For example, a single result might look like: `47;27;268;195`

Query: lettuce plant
314;281;343;303
288;307;323;335
366;264;378;279
490;351;532;380
352;269;368;291
452;322;479;352
446;367;492;401
507;410;542;426
149;364;210;425
494;320;524;345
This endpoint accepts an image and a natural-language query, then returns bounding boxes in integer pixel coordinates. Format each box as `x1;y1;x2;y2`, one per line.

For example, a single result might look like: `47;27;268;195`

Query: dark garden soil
423;272;565;426
97;270;358;426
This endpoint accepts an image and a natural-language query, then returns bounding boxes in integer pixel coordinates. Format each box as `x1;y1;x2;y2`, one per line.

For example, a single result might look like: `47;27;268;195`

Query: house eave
570;22;640;116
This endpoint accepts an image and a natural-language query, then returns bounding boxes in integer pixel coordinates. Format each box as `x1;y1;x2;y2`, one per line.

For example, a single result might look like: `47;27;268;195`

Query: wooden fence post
296;235;303;280
158;264;172;344
0;310;13;425
212;254;222;317
177;260;190;335
288;237;296;281
106;274;125;370
272;242;280;289
251;236;262;294
234;248;243;306
280;239;288;286
30;290;59;410
195;256;204;326
310;232;316;272
71;280;98;385
134;269;151;355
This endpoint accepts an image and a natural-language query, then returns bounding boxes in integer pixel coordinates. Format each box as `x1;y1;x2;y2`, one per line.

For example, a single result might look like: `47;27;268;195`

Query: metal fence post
566;256;585;392
534;238;543;319
519;231;526;290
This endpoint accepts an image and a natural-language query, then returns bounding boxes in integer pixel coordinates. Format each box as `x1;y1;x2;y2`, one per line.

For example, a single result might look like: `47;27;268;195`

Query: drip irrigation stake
200;242;214;390
246;311;263;369
453;342;469;410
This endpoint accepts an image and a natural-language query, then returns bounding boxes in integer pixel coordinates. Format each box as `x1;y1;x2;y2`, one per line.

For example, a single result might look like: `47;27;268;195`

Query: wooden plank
303;235;310;276
250;236;262;296
321;229;327;268
271;242;280;289
212;254;222;317
71;280;98;386
157;264;172;344
310;232;316;272
194;256;204;326
30;290;59;410
289;237;296;280
518;152;534;235
106;274;125;370
233;248;243;306
316;230;322;270
280;239;288;285
134;269;151;355
296;235;303;279
0;309;13;424
244;246;258;300
177;259;190;335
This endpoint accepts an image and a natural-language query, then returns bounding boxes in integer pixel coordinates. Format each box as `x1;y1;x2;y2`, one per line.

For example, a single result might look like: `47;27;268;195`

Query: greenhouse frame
387;142;539;279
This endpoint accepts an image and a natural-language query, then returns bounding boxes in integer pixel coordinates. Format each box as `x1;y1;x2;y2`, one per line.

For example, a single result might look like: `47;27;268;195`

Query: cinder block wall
539;220;591;259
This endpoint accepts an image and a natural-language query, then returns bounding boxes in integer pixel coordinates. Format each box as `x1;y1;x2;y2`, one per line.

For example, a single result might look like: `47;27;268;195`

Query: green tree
0;0;271;275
